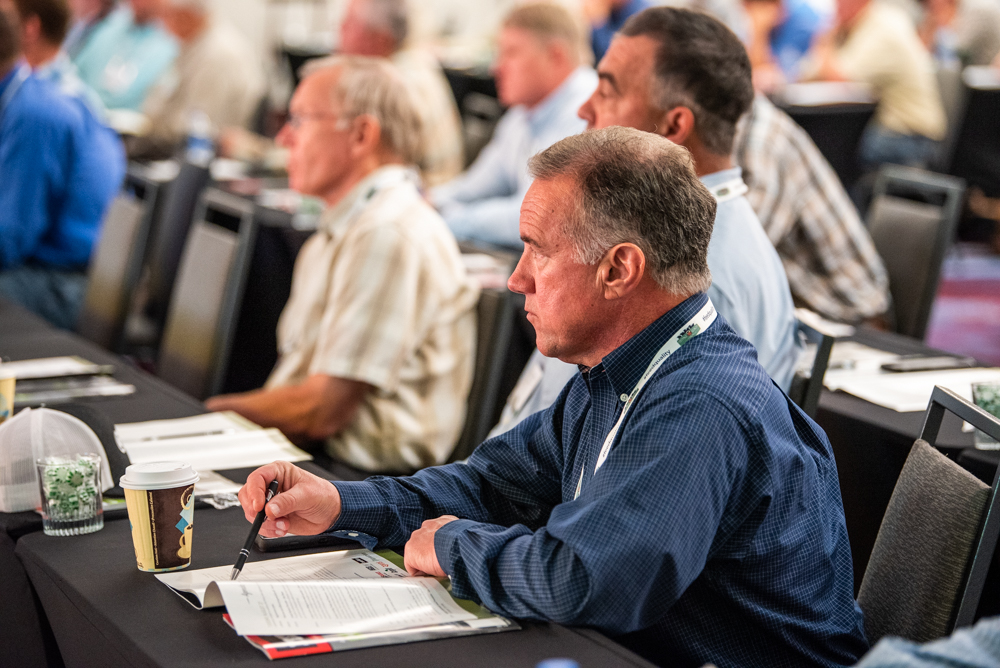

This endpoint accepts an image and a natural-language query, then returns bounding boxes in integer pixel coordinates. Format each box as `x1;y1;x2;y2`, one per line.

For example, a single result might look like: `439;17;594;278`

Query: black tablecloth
16;507;654;668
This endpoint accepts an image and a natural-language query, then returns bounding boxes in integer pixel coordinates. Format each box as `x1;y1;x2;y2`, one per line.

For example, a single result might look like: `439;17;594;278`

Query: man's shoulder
7;76;83;133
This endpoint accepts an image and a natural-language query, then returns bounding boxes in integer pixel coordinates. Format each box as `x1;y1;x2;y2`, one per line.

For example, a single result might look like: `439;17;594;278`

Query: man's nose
578;95;595;127
507;254;532;295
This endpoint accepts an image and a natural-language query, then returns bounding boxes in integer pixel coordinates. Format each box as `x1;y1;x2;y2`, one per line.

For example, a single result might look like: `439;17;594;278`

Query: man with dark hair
12;0;105;117
0;3;124;328
239;126;868;667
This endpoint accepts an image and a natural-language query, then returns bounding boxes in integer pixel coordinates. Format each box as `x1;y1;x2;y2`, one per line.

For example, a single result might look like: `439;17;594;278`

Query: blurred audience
430;2;597;249
62;0;113;57
735;95;891;324
72;0;177;111
743;0;830;90
586;0;650;62
919;0;1000;67
339;0;462;186
802;0;946;169
127;0;264;159
0;3;124;329
206;57;478;476
13;0;105;117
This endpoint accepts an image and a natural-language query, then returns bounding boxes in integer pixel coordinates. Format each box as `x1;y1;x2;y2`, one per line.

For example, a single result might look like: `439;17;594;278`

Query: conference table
0;298;656;668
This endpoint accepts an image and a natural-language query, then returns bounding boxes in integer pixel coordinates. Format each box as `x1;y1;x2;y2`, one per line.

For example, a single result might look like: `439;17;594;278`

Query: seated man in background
62;0;115;57
802;0;946;169
430;2;597;250
338;0;463;187
494;6;802;433
72;0;177;111
587;0;650;62
223;0;464;188
13;0;106;118
207;57;479;475
0;4;124;329
240;127;869;668
735;94;891;325
127;0;264;159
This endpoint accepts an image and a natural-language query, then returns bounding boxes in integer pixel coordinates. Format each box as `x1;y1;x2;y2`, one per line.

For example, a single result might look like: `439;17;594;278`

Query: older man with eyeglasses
207;57;479;477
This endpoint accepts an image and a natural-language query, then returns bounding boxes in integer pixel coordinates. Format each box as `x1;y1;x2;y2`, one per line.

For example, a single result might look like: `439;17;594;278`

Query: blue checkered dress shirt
331;293;869;667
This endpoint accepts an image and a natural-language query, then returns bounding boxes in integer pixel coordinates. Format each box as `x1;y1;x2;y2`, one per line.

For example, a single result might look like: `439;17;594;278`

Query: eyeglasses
285;111;351;131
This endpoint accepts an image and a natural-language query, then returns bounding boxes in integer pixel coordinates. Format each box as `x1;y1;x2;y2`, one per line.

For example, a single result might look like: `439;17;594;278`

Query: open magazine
156;548;518;658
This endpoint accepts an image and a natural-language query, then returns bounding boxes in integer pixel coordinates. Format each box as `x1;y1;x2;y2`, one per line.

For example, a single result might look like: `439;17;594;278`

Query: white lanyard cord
573;298;718;500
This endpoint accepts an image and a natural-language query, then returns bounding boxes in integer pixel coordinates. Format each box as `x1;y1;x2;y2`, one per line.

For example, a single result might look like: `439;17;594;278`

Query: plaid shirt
735;95;891;323
332;293;869;667
268;166;479;473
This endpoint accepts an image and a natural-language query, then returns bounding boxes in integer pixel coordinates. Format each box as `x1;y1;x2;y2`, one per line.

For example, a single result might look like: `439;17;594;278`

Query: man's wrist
432;518;477;575
328;480;389;534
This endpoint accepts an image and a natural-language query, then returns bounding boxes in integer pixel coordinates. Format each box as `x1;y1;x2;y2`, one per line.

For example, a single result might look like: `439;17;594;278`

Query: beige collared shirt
267;166;479;473
835;1;946;140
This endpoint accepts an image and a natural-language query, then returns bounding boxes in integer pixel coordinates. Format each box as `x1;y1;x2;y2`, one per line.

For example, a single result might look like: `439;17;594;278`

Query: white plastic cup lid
119;462;199;491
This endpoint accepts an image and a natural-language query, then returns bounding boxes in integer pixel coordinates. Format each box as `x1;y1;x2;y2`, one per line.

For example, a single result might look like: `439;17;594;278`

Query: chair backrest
157;190;257;399
867;165;965;339
75;193;153;351
788;319;834;419
857;386;1000;644
450;287;518;462
931;64;969;172
945;67;1000;197
143;160;211;327
782;102;876;190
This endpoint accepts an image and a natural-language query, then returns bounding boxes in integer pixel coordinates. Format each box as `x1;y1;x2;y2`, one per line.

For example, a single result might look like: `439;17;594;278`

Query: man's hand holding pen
238;461;343;538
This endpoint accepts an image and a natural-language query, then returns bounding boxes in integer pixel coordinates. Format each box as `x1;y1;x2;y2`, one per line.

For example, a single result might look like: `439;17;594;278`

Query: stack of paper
3;356;135;405
156;549;517;658
829;367;1000;413
115;412;311;476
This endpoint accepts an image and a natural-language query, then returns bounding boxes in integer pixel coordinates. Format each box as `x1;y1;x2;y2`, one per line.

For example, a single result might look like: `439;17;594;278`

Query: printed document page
115;411;260;443
121;428;311;471
0;356;108;380
831;367;1000;412
155;550;408;609
217;578;477;636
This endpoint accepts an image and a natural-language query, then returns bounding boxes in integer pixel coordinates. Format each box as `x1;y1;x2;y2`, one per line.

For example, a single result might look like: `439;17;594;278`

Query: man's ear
597;243;646;300
657;106;696;147
348;114;383;158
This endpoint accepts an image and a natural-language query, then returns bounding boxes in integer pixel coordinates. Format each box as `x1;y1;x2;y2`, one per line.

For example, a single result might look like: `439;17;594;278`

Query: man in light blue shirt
72;0;177;111
854;617;1000;667
429;3;597;250
494;7;801;433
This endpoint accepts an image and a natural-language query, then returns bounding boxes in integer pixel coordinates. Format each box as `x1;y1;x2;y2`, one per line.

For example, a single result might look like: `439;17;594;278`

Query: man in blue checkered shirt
241;127;869;667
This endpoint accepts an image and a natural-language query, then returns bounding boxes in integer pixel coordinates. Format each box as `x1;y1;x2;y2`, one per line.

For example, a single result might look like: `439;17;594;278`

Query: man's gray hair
304;55;422;165
356;0;409;49
528;126;716;296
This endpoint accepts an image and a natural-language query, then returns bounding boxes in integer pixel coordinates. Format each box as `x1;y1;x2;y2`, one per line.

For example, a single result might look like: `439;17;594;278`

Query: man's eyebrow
597;70;619;94
520;234;539;247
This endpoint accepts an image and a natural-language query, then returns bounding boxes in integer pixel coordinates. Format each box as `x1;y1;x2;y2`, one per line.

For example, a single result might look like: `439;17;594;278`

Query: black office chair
788;318;835;419
157;190;257;400
75;191;155;352
781;102;876;191
143;160;211;330
857;386;1000;643
944;67;1000;197
866;165;965;340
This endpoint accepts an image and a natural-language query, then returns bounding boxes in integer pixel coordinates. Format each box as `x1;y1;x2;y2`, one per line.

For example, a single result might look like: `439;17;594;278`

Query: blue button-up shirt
0;66;125;270
704;166;801;390
332;293;868;667
430;67;597;249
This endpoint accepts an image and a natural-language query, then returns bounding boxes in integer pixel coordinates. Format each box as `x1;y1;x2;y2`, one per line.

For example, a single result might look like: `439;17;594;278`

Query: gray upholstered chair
867;166;964;340
857;386;1000;644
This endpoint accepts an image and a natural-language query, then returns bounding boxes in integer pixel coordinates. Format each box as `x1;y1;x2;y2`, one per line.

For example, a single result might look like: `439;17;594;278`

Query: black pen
231;479;280;580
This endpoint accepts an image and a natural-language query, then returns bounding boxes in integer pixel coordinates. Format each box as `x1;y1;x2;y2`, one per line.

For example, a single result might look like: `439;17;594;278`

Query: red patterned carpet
926;244;1000;365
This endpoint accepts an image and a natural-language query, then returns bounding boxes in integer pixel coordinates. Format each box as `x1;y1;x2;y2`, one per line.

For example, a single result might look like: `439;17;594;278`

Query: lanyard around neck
707;176;748;204
0;65;29;125
573;298;718;500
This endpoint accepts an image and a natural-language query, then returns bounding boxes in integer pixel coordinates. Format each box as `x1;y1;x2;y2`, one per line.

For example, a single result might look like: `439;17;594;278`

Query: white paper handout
831;367;1000;412
218;578;476;637
155;549;408;609
120;428;311;472
0;356;110;380
115;411;260;443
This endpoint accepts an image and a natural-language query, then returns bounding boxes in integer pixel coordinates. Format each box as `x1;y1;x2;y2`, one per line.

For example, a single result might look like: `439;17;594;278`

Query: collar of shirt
318;164;418;236
699;166;746;192
588;292;710;400
524;66;596;136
